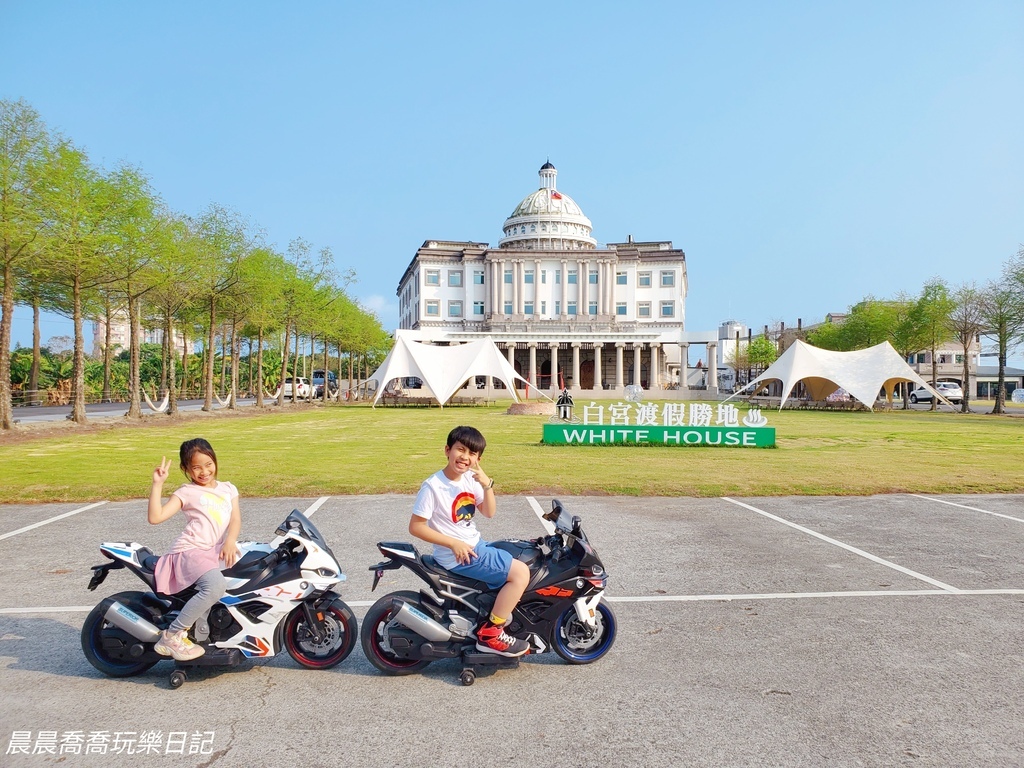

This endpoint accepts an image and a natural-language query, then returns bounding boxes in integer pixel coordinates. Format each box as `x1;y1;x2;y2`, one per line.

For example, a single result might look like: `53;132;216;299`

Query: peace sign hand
152;456;171;486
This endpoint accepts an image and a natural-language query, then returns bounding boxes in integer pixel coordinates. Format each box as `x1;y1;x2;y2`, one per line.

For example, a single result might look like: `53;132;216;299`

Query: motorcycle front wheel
551;601;617;664
284;595;358;669
360;590;432;676
81;591;162;677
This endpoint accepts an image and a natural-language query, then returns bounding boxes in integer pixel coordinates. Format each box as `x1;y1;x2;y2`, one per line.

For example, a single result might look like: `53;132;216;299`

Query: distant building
92;311;186;358
397;162;729;396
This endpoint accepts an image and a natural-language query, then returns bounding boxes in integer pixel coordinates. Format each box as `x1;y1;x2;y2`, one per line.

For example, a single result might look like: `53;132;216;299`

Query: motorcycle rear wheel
284;596;358;669
360;590;432;676
551;601;617;664
81;591;161;677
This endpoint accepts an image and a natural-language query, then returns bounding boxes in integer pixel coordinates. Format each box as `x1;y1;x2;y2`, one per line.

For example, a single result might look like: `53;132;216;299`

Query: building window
449;300;463;317
449;271;463;287
425;300;440;316
504;270;513;284
473;271;484;285
955;354;964;364
541;270;547;284
555;269;561;284
638;272;652;287
660;301;675;317
916;353;926;364
638;302;651;318
524;301;534;315
589;270;598;284
555;301;561;315
616;302;627;316
473;301;484;315
425;270;440;286
504;301;513;315
541;301;547;314
525;270;534;284
589;301;598;315
568;301;578;315
660;271;675;287
616;272;627;285
568;270;578;284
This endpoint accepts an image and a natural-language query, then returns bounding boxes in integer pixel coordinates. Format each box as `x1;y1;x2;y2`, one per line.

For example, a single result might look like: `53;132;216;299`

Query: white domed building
396;163;721;397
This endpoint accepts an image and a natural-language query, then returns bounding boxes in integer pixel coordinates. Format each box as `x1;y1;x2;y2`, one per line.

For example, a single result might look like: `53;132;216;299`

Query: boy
409;425;530;657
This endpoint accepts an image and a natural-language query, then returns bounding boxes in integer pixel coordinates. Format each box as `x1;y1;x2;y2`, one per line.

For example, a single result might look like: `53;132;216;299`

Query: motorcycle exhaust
104;601;162;643
390;599;452;642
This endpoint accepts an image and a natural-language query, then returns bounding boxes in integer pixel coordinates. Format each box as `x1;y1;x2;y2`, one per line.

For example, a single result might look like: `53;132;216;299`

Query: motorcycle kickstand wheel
459;668;476;686
169;669;187;689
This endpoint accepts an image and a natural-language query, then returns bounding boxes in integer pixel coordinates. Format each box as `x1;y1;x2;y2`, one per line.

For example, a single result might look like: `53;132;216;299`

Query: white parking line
911;494;1024;523
0;501;108;541
722;497;962;593
303;497;330;517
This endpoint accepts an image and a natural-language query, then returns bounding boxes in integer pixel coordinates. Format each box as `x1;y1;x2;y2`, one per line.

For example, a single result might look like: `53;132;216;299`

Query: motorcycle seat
138;547;160;573
420;555;491;591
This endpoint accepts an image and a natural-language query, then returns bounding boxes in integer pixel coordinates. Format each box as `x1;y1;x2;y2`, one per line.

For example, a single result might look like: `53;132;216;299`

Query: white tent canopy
366;336;532;407
726;339;953;411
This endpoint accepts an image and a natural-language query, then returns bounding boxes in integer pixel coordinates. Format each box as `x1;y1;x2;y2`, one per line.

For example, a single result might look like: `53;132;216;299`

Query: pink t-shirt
154;481;238;594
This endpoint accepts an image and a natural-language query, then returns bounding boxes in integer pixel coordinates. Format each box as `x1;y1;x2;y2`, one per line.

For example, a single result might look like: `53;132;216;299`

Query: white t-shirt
412;469;485;569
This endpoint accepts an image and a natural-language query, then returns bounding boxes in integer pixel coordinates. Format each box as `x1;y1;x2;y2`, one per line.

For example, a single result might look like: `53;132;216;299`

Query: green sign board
542;423;775;447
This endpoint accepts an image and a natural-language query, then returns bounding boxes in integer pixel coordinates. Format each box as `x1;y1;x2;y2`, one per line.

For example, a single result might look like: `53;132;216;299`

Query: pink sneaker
153;629;205;661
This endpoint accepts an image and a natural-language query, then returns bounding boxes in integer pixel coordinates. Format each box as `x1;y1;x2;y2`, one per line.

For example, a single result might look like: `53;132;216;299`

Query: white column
497;260;506;315
680;342;689;391
615;343;625;388
593;344;603;390
528;343;537;389
572;343;581;390
578;258;586;317
560;260;568;318
550;343;560;393
512;261;521;316
650;343;660;389
708;342;719;392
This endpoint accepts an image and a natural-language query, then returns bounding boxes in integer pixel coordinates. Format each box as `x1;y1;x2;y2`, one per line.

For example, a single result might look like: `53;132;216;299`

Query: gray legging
169;568;227;633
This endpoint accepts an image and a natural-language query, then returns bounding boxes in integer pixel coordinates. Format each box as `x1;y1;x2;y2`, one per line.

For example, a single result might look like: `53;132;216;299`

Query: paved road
1;493;1023;767
9;398;260;424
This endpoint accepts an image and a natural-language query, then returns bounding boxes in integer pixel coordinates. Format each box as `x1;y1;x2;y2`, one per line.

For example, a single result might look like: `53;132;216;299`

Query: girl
149;438;242;661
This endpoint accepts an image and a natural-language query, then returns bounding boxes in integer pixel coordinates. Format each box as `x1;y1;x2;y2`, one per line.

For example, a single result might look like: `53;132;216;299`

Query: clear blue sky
3;1;1022;358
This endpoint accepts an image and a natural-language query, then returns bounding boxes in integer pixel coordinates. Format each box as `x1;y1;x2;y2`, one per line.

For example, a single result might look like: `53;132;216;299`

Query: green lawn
1;403;1022;502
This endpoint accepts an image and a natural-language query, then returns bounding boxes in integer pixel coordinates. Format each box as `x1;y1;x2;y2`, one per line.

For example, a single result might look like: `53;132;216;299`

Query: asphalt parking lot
1;493;1023;767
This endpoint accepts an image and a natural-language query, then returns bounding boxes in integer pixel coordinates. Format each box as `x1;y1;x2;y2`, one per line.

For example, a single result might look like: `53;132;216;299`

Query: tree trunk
0;262;14;429
102;298;112;403
181;327;189;400
929;345;938;411
220;321;227;398
256;326;265;408
247;337;254;399
30;298;41;407
960;342;971;414
127;294;143;418
322;340;329;403
203;300;216;411
167;313;178;416
71;275;88;424
229;317;239;409
291;328;300;404
993;323;1007;415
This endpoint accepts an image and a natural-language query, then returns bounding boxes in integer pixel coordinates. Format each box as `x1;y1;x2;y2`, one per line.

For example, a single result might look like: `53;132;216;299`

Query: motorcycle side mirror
543;498;564;522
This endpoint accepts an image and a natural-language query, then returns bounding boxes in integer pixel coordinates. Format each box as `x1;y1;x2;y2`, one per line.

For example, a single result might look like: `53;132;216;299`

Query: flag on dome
551;190;562;199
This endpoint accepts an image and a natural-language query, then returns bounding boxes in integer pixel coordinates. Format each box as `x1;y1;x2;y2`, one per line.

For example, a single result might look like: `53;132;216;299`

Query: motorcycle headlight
315;568;337;579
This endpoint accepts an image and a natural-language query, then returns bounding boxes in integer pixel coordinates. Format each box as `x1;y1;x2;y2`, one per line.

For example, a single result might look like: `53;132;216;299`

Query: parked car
282;376;313;399
311;370;339;398
910;381;963;404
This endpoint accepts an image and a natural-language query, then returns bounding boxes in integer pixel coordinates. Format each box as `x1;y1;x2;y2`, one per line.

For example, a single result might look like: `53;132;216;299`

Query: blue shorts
450;541;513;590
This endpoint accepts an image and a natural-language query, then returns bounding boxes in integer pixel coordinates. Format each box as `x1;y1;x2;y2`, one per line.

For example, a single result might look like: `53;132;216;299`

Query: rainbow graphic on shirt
451;492;477;523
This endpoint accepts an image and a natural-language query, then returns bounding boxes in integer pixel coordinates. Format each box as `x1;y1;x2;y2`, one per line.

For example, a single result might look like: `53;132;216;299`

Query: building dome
499;163;596;250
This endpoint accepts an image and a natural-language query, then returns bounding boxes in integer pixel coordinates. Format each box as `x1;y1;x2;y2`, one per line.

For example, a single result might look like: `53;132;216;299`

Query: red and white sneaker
475;622;529;657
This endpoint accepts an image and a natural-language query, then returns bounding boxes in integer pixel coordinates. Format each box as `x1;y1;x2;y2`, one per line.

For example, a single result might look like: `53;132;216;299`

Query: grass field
0;402;1022;503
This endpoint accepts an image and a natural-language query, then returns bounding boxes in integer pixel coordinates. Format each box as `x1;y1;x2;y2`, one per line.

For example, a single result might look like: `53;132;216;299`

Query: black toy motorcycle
361;499;616;685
